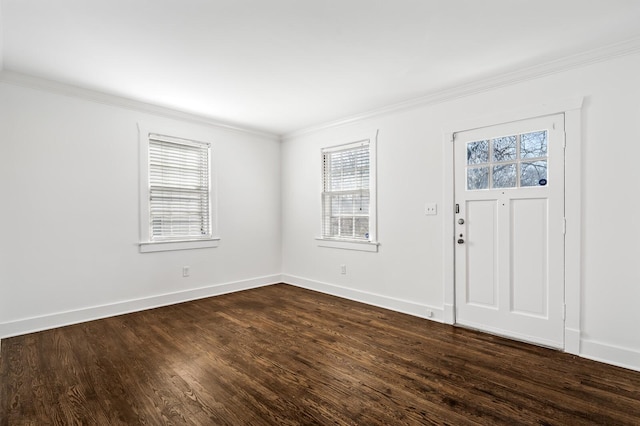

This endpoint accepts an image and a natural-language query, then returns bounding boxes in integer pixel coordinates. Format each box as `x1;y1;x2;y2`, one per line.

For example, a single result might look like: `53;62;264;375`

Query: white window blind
148;134;211;241
322;141;371;241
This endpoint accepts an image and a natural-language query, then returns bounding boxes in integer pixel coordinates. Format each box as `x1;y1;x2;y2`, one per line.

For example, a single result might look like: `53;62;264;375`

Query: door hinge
563;217;567;235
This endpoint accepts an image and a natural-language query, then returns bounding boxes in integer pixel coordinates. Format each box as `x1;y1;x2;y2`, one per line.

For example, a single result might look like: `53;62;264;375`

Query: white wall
0;81;282;337
281;52;640;371
1;51;639;373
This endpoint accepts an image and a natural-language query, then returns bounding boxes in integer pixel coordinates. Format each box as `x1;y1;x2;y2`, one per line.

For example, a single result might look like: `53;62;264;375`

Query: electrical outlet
340;264;347;275
183;266;190;277
425;203;437;215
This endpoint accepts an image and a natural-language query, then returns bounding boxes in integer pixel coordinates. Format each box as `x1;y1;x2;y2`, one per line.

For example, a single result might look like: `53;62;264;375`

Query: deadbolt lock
458;218;465;225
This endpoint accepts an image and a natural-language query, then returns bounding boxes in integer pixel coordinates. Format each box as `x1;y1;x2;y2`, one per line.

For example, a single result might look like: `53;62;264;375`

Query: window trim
317;131;379;252
138;123;219;253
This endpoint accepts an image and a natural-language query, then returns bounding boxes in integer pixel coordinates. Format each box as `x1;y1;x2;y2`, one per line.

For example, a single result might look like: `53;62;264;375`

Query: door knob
457;238;465;244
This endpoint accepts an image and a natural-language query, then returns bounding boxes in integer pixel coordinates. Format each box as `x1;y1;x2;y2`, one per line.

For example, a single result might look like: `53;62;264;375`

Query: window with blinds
148;134;211;241
322;140;371;241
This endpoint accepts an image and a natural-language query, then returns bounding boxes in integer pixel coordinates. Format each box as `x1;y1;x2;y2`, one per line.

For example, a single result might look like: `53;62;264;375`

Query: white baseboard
282;274;444;322
4;273;638;374
283;275;640;373
0;274;282;339
580;338;640;372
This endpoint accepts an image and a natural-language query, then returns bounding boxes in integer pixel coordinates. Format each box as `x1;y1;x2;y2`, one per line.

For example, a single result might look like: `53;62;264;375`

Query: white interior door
454;114;565;349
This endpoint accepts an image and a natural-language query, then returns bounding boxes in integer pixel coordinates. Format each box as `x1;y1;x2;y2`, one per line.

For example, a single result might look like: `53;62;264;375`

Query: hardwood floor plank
2;284;640;425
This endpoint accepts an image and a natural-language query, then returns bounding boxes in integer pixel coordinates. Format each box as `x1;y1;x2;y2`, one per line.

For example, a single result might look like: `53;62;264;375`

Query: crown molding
282;36;640;140
0;70;280;140
4;35;640;142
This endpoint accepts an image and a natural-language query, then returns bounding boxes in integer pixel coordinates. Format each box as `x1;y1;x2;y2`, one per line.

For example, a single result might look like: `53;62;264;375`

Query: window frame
316;132;379;252
138;124;219;253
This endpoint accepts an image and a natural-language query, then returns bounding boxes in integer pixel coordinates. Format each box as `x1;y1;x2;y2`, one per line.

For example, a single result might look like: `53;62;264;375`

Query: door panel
454;114;565;349
511;198;548;317
466;200;498;308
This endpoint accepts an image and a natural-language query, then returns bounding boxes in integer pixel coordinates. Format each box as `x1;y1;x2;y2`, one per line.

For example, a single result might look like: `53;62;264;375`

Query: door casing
441;97;583;355
453;114;565;348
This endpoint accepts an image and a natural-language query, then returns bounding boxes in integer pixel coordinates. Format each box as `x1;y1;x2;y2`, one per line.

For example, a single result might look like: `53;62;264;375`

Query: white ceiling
2;1;640;136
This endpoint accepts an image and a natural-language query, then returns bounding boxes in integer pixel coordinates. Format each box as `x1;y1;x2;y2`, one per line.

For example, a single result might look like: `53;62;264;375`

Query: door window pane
467;140;489;165
492;136;517;162
493;163;517;188
465;129;549;191
521;131;547;159
521;161;548;187
467;167;489;190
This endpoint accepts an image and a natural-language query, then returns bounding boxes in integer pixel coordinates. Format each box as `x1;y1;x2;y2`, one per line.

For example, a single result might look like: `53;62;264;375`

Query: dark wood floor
1;284;639;425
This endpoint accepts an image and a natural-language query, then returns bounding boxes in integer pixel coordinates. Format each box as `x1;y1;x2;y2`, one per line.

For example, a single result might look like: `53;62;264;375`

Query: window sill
139;238;220;253
316;238;379;252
